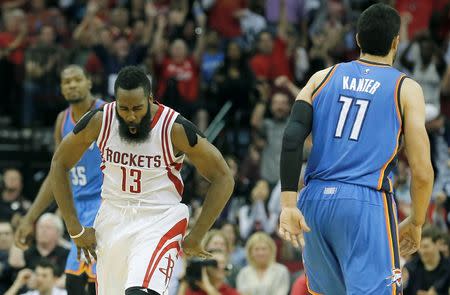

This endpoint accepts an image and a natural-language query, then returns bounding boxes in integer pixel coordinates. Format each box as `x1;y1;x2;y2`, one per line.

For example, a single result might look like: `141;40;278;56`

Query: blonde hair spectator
245;232;276;268
237;232;290;295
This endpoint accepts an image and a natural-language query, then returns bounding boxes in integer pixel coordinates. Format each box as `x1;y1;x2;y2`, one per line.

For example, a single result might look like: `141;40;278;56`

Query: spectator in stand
251;90;291;185
201;230;240;288
236;232;290;295
250;0;293;82
200;29;224;89
396;0;434;39
9;213;68;280
73;1;155;97
239;0;267;51
206;0;247;41
265;0;306;27
400;33;446;119
178;249;240;295
109;7;131;37
22;25;65;127
399;32;449;193
0;221;14;294
26;0;68;42
0;168;30;225
239;144;261;190
5;260;67;295
155;11;206;120
436;232;450;259
0;8;27;125
403;227;450;295
212;41;255;122
239;180;278;240
221;222;247;269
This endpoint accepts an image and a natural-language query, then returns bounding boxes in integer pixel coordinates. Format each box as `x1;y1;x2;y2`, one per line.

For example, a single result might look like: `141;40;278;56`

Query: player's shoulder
54;109;68;129
73;107;103;135
309;65;340;90
401;76;422;92
172;114;205;148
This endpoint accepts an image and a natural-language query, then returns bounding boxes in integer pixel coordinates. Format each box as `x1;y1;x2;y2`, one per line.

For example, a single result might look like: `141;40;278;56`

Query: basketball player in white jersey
48;66;235;295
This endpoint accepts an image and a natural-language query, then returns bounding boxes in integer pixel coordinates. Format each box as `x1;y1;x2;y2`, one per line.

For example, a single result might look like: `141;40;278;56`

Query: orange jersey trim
377;74;406;190
311;65;339;102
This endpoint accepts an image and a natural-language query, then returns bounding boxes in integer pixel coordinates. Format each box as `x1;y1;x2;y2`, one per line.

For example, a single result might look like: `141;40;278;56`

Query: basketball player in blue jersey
14;65;104;295
278;4;434;295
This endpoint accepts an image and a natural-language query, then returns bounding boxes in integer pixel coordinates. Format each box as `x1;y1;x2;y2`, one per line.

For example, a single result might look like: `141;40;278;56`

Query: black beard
66;98;84;104
116;106;152;143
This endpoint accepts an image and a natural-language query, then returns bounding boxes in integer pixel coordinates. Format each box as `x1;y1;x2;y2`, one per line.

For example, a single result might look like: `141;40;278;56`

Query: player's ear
355;33;361;49
392;35;400;51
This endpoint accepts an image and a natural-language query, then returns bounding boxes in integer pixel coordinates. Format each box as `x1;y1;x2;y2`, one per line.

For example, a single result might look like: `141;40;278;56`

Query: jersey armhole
59;110;69;140
96;103;113;156
396;75;408;135
311;65;338;101
166;112;184;164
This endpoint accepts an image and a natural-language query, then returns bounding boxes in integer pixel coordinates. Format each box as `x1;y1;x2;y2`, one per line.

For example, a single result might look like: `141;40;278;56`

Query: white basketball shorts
93;200;189;295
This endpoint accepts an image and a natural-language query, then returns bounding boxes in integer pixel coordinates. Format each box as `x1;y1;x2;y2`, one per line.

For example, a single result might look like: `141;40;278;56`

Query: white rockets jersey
96;102;184;208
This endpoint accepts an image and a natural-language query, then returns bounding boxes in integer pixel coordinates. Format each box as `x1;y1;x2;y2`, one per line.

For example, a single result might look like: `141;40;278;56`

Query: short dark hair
61;64;90;80
357;3;400;56
422;226;441;243
35;259;58;276
114;66;152;97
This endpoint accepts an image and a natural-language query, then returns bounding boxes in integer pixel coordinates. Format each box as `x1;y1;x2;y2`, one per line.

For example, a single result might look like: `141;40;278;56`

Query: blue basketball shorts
298;180;402;295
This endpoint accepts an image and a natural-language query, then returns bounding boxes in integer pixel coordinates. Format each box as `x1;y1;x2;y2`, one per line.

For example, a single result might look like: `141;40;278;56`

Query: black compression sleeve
280;100;313;192
73;108;103;134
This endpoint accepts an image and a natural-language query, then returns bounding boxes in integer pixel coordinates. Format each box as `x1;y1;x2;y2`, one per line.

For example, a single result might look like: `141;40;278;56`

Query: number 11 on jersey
120;166;142;193
334;95;370;141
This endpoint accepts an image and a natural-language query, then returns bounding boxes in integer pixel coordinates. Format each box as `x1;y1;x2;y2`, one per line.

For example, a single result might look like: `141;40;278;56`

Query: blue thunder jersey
304;60;406;192
61;99;105;201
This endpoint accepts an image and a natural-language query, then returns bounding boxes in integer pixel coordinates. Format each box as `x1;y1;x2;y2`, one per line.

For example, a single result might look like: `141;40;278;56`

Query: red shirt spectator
0;9;27;65
250;33;292;81
0;33;27;65
290;274;309;295
157;40;200;102
396;0;433;39
208;0;246;38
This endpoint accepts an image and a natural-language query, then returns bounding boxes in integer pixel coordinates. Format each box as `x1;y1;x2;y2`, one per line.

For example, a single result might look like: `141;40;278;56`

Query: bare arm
401;78;434;226
171;122;234;240
192;12;207;64
73;1;100;42
49;112;102;235
250;102;266;130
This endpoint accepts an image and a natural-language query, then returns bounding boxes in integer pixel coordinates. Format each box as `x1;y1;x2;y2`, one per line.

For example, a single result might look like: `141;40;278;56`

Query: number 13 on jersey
121;166;142;193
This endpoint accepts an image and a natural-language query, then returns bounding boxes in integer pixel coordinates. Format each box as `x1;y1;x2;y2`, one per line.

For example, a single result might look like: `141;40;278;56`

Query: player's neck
71;95;95;121
359;53;393;66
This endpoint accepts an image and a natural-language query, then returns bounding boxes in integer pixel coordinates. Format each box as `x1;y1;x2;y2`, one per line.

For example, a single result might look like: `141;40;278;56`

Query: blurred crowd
1;0;450;294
